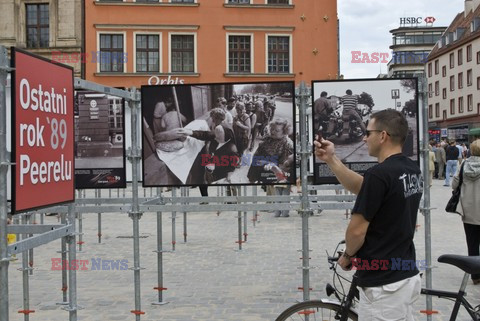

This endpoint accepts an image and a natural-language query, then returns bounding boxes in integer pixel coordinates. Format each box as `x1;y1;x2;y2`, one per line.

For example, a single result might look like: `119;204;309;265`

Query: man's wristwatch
342;251;354;260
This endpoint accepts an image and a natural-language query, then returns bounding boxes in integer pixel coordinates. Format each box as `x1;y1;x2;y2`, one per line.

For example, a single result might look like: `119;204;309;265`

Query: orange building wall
85;0;338;88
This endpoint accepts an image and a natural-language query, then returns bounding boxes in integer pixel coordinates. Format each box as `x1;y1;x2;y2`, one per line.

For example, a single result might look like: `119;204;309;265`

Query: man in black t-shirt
314;109;423;320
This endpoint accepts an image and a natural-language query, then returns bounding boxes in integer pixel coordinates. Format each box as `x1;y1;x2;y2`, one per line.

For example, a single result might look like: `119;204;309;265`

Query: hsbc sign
400;16;436;26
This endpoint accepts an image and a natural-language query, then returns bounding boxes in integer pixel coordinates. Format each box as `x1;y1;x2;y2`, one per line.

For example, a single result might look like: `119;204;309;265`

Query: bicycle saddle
438;254;480;275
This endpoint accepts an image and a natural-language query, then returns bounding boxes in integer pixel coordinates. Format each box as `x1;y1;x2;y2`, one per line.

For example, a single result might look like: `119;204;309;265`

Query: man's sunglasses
365;129;391;137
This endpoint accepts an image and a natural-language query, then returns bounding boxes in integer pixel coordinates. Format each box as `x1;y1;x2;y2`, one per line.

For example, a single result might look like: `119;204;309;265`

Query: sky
338;0;466;79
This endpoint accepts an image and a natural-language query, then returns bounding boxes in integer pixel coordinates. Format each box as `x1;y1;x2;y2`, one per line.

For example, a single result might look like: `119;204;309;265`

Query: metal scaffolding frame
0;44;431;321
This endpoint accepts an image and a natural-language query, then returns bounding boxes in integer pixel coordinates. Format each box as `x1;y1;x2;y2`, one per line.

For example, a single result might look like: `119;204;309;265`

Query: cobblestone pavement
7;178;480;320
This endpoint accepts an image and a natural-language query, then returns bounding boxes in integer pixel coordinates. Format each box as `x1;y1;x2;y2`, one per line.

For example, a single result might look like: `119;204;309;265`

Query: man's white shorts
358;274;421;321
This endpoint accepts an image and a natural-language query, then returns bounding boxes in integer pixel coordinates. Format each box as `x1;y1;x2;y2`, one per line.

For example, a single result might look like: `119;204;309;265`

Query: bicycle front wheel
275;300;358;321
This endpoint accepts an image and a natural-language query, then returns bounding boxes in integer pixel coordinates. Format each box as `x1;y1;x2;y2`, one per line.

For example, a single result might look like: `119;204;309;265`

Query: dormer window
447;32;454;44
455;27;466;41
472;17;480;32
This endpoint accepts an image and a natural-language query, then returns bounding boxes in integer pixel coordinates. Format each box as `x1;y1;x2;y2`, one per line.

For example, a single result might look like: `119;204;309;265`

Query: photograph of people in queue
141;82;296;187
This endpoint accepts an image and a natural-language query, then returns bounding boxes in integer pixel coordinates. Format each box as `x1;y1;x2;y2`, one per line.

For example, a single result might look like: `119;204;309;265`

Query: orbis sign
11;48;75;213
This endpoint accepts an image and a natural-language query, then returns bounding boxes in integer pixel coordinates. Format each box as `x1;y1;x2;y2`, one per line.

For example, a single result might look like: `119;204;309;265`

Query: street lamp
391;89;400;111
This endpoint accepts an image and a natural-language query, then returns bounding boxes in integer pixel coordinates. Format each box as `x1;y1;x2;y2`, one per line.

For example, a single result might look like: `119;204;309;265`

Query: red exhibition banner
11;48;75;213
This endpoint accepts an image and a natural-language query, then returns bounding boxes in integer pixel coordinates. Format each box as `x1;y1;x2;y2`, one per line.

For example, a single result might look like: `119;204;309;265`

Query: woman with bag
452;139;480;285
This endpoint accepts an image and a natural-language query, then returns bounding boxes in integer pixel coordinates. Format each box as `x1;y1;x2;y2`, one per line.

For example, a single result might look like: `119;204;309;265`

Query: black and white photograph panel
141;81;296;187
312;78;419;184
74;91;126;189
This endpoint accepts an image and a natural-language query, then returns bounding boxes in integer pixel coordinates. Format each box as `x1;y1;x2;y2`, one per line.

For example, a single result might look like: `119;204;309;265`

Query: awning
469;128;480;136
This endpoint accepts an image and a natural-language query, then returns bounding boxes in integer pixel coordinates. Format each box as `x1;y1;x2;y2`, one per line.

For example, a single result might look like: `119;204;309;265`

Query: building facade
0;0;83;77
84;0;338;87
388;24;445;78
427;0;480;143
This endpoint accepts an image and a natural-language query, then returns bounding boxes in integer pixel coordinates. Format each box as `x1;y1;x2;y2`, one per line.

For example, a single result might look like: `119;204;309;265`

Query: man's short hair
320;91;328;97
470;139;480;156
371;109;408;145
346;89;353;95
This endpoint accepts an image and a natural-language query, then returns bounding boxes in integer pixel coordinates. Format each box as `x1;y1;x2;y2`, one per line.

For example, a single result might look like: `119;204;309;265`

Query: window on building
478;76;480;90
442;88;447;99
434;60;439;74
135;0;160;2
99;34;124;72
435;103;440;118
428;83;432;98
136;34;159;72
458;48;463;65
450;52;454;68
228;35;251;72
435;81;439;96
109;98;124;130
459;96;464;113
268;36;290;73
26;4;49;48
450;99;455;115
467;45;472;62
468;94;473;111
477;51;480;64
450;75;455;91
428;104;432;119
170;0;195;2
228;0;250;3
458;72;463;89
428;63;432;77
467;69;472;86
442;65;446;77
267;0;289;3
171;34;194;72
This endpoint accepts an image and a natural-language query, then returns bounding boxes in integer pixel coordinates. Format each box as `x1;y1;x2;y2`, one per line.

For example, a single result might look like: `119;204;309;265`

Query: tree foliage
358;92;374;107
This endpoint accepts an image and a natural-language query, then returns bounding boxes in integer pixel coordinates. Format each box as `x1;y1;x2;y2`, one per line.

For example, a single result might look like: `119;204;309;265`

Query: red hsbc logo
425;17;436;23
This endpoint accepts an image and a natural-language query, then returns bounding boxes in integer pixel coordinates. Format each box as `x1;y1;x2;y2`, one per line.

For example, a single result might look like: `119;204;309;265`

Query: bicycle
275;240;480;321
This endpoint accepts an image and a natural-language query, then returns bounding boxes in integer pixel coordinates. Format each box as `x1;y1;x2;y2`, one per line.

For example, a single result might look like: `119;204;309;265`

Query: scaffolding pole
297;81;313;302
65;203;78;321
152;187;168;305
0;44;11;321
419;77;433;321
57;212;69;305
127;88;145;320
